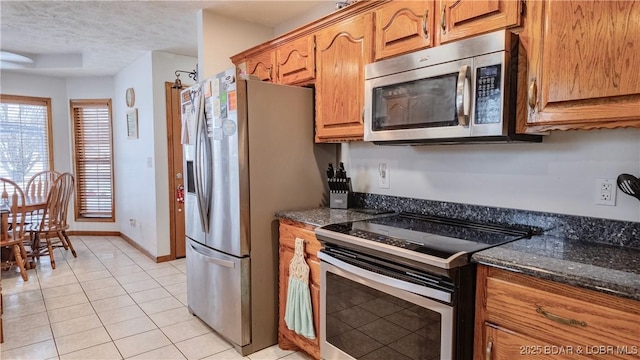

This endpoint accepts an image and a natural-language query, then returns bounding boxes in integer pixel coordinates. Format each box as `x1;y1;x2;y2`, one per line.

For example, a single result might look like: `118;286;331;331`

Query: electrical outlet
378;163;390;189
129;218;136;226
595;178;616;206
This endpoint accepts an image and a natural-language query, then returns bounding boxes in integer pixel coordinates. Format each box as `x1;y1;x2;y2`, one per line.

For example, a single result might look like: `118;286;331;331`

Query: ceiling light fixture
172;65;198;89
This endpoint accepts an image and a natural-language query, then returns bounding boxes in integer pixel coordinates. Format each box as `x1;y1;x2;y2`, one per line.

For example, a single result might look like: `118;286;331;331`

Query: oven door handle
456;64;471;126
318;251;452;303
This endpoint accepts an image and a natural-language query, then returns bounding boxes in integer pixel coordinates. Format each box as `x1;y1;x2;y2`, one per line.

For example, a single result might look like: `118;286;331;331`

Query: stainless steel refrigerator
181;68;334;356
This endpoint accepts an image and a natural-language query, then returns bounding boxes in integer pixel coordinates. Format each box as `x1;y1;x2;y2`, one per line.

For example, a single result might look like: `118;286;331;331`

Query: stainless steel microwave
364;30;542;145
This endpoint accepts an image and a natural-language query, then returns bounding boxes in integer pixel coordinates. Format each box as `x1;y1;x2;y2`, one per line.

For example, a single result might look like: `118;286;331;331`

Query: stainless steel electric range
315;212;533;360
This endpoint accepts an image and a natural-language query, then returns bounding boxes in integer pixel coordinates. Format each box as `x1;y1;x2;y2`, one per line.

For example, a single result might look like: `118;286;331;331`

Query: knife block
329;178;352;209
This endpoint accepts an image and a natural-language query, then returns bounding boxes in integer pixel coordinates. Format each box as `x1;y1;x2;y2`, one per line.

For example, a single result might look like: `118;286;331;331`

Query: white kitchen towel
284;237;316;339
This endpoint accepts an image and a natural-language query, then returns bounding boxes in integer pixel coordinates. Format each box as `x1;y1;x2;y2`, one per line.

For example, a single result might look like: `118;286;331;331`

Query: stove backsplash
353;192;640;249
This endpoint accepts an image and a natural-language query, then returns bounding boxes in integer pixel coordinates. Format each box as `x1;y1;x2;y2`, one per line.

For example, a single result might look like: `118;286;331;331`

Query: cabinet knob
528;79;537;110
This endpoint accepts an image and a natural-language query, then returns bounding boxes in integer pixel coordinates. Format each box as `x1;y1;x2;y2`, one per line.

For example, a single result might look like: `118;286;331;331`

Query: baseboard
66;230;120;236
156;255;173;263
67;230;173;263
119;232;174;263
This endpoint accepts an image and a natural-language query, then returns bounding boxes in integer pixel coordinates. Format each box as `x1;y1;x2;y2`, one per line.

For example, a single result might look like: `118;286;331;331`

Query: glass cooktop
319;212;534;260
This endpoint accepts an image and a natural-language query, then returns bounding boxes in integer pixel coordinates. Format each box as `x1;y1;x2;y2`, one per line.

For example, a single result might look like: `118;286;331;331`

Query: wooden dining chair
0;178;30;281
24;170;60;222
28;173;76;269
25;170;61;199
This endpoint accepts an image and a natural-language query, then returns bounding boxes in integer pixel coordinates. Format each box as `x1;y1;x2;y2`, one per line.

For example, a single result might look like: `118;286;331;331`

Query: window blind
71;99;114;220
0;95;53;188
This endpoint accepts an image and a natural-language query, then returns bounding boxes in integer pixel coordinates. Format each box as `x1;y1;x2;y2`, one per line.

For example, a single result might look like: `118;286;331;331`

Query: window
70;99;115;221
0;95;54;188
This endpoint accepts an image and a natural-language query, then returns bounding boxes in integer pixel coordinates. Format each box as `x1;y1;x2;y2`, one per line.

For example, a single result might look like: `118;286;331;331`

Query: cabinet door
524;0;640;131
374;1;434;61
277;36;315;85
246;51;276;82
315;12;374;142
439;0;521;44
484;324;591;360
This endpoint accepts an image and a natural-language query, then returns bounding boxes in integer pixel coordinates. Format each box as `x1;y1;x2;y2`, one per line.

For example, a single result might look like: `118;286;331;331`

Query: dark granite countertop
275;208;394;228
473;235;640;301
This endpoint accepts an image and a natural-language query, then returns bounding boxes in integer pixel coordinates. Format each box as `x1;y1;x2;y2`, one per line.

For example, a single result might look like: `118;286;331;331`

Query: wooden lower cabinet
278;220;321;359
475;265;640;360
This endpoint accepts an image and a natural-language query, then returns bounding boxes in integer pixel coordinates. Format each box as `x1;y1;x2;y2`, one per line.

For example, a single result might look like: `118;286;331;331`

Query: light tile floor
1;236;311;360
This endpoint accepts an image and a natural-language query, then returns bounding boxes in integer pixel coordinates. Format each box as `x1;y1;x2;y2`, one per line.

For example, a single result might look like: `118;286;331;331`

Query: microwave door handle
456;65;471;126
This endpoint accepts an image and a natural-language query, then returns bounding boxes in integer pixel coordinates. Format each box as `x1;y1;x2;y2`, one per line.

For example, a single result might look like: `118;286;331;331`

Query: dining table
1;195;47;268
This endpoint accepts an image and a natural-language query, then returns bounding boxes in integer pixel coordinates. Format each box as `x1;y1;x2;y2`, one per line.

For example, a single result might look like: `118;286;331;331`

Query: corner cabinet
475;265;640;360
278;220;321;359
315;12;374;142
438;0;522;44
374;1;434;61
523;0;640;132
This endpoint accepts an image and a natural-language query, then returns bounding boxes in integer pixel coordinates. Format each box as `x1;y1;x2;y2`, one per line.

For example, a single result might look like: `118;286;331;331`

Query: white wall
343;128;640;222
197;10;274;78
113;53;157;255
113;51;197;257
274;1;336;37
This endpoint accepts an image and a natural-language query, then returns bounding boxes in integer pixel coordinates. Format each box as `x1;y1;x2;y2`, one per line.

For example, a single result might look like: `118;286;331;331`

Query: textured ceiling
0;1;327;78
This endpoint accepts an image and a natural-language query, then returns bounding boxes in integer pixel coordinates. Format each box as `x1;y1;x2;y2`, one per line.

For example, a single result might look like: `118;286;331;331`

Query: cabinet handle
440;6;446;33
269;67;273;81
423;9;429;39
485;339;493;360
528;79;537;110
536;307;587;327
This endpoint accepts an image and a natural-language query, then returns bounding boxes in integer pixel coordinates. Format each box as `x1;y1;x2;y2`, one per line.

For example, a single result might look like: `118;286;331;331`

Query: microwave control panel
475;65;502;124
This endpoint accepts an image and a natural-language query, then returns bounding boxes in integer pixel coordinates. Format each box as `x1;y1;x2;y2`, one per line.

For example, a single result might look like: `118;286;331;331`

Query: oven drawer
483;268;640;356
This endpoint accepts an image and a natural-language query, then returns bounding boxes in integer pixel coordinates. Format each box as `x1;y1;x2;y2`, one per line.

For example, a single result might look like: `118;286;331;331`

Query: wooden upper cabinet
438;0;521;44
245;51;276;82
315;12;374;142
523;0;640;131
374;1;434;61
276;36;316;85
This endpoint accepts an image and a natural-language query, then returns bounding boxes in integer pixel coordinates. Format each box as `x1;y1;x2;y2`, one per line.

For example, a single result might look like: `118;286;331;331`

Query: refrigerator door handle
194;93;210;233
189;242;236;268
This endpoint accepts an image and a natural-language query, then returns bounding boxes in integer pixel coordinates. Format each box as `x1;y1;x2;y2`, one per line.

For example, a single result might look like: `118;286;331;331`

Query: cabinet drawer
484;323;592;360
279;222;322;257
485;272;640;357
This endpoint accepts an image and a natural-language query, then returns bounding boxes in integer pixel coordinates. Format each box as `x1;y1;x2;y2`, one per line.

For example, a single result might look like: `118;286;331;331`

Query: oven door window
372;74;458;131
325;271;444;359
